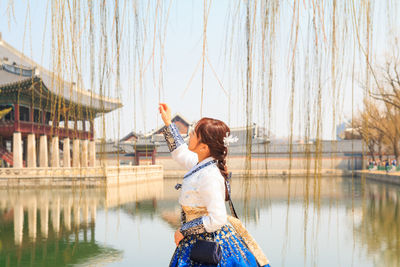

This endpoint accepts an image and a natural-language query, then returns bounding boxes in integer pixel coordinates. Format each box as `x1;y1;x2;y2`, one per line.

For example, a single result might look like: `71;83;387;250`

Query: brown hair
195;117;230;201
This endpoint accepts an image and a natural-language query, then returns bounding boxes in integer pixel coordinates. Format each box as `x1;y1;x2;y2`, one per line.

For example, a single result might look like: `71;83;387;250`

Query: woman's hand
159;103;172;126
174;229;184;246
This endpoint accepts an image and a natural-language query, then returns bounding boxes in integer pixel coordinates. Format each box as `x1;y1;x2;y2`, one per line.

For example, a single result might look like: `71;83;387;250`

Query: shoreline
355;170;400;186
164;168;353;178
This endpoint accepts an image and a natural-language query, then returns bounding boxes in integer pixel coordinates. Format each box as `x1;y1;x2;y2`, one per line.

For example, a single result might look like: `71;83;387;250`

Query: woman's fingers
159;103;171;126
160;103;171;115
160;108;167;118
158;103;172;126
160;103;167;111
158;105;165;115
159;103;167;111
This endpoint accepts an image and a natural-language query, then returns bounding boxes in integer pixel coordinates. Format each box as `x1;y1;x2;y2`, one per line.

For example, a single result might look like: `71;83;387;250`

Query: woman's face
188;129;199;152
188;128;210;159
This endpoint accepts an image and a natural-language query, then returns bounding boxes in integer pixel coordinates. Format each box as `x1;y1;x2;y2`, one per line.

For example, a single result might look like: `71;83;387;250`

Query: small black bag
189;238;222;265
189;172;237;265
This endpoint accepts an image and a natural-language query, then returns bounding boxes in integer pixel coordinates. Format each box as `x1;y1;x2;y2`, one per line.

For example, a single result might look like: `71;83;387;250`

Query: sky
0;1;398;141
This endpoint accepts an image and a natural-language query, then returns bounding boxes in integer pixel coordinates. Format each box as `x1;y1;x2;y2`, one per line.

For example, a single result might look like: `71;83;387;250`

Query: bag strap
225;172;239;219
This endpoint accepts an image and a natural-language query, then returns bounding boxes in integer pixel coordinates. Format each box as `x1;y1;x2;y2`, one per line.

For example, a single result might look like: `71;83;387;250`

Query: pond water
0;176;398;267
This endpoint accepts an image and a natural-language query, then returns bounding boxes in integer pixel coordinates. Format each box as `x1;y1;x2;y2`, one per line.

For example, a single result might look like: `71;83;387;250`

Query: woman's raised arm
159;103;198;170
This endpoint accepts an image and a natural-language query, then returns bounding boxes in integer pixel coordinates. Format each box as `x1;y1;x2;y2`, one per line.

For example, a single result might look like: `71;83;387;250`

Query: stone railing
0;165;164;187
0;166;103;179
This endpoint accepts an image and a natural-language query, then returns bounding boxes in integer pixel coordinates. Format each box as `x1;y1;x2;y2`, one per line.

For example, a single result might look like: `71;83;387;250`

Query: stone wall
356;170;400;185
0;165;163;187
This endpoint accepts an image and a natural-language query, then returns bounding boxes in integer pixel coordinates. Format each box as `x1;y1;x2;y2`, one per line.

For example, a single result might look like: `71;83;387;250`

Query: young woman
159;103;270;267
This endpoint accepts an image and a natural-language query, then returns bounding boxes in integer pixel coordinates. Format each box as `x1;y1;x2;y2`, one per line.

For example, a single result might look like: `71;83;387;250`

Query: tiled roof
0;38;122;112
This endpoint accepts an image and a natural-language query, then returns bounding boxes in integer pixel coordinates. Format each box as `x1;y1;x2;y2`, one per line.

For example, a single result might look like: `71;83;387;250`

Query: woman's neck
197;153;211;163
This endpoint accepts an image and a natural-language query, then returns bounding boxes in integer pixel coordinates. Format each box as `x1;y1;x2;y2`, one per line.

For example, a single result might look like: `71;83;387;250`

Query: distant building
97;114;193;165
112;115;364;171
336;122;347;140
151;121;269;155
340;128;362;140
229;124;270;147
120;113;192;145
119;116;270;157
152;113;192;135
120;131;140;142
95;140;128;155
143;113;193;145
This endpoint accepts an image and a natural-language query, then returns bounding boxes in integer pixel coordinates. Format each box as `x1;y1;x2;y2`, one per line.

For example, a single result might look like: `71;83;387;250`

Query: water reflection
155;178;400;267
355;183;400;267
0;181;163;266
0;178;399;266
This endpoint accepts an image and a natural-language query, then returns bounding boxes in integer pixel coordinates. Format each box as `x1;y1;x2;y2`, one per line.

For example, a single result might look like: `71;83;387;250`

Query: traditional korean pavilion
0;34;122;168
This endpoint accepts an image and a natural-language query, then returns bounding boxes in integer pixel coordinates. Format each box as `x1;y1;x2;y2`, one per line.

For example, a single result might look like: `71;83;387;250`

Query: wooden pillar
13;132;23;168
14;103;20;131
29;105;34;133
30;105;34;122
152;149;156;165
53;113;59;136
0;138;5;167
65;111;69;134
23;136;27;165
135;152;140;166
41;108;46;125
90;120;94;140
36;136;40;166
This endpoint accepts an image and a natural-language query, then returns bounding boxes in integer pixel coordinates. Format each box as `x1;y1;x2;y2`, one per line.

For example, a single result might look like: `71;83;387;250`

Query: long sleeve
198;172;227;232
179;169;227;236
162;123;197;170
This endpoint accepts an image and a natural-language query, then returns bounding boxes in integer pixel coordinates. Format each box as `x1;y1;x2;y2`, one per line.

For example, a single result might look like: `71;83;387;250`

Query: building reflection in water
28;197;37;242
40;199;49;239
0;180;163;266
13;202;23;246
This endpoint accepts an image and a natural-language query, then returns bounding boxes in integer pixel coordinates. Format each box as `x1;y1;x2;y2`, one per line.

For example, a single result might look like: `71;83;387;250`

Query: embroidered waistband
182;206;208;222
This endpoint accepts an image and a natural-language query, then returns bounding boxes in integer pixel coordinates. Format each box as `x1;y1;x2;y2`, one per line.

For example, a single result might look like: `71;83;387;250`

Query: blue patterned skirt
169;225;270;267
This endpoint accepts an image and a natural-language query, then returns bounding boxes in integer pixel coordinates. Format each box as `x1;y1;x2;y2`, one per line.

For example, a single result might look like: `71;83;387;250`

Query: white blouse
171;143;228;233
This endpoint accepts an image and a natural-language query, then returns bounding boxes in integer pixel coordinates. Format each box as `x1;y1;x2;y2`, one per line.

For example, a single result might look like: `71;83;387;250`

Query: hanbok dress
163;123;270;267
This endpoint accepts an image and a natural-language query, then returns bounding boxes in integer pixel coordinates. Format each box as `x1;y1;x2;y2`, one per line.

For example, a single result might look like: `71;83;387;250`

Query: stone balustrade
0;165;163;187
